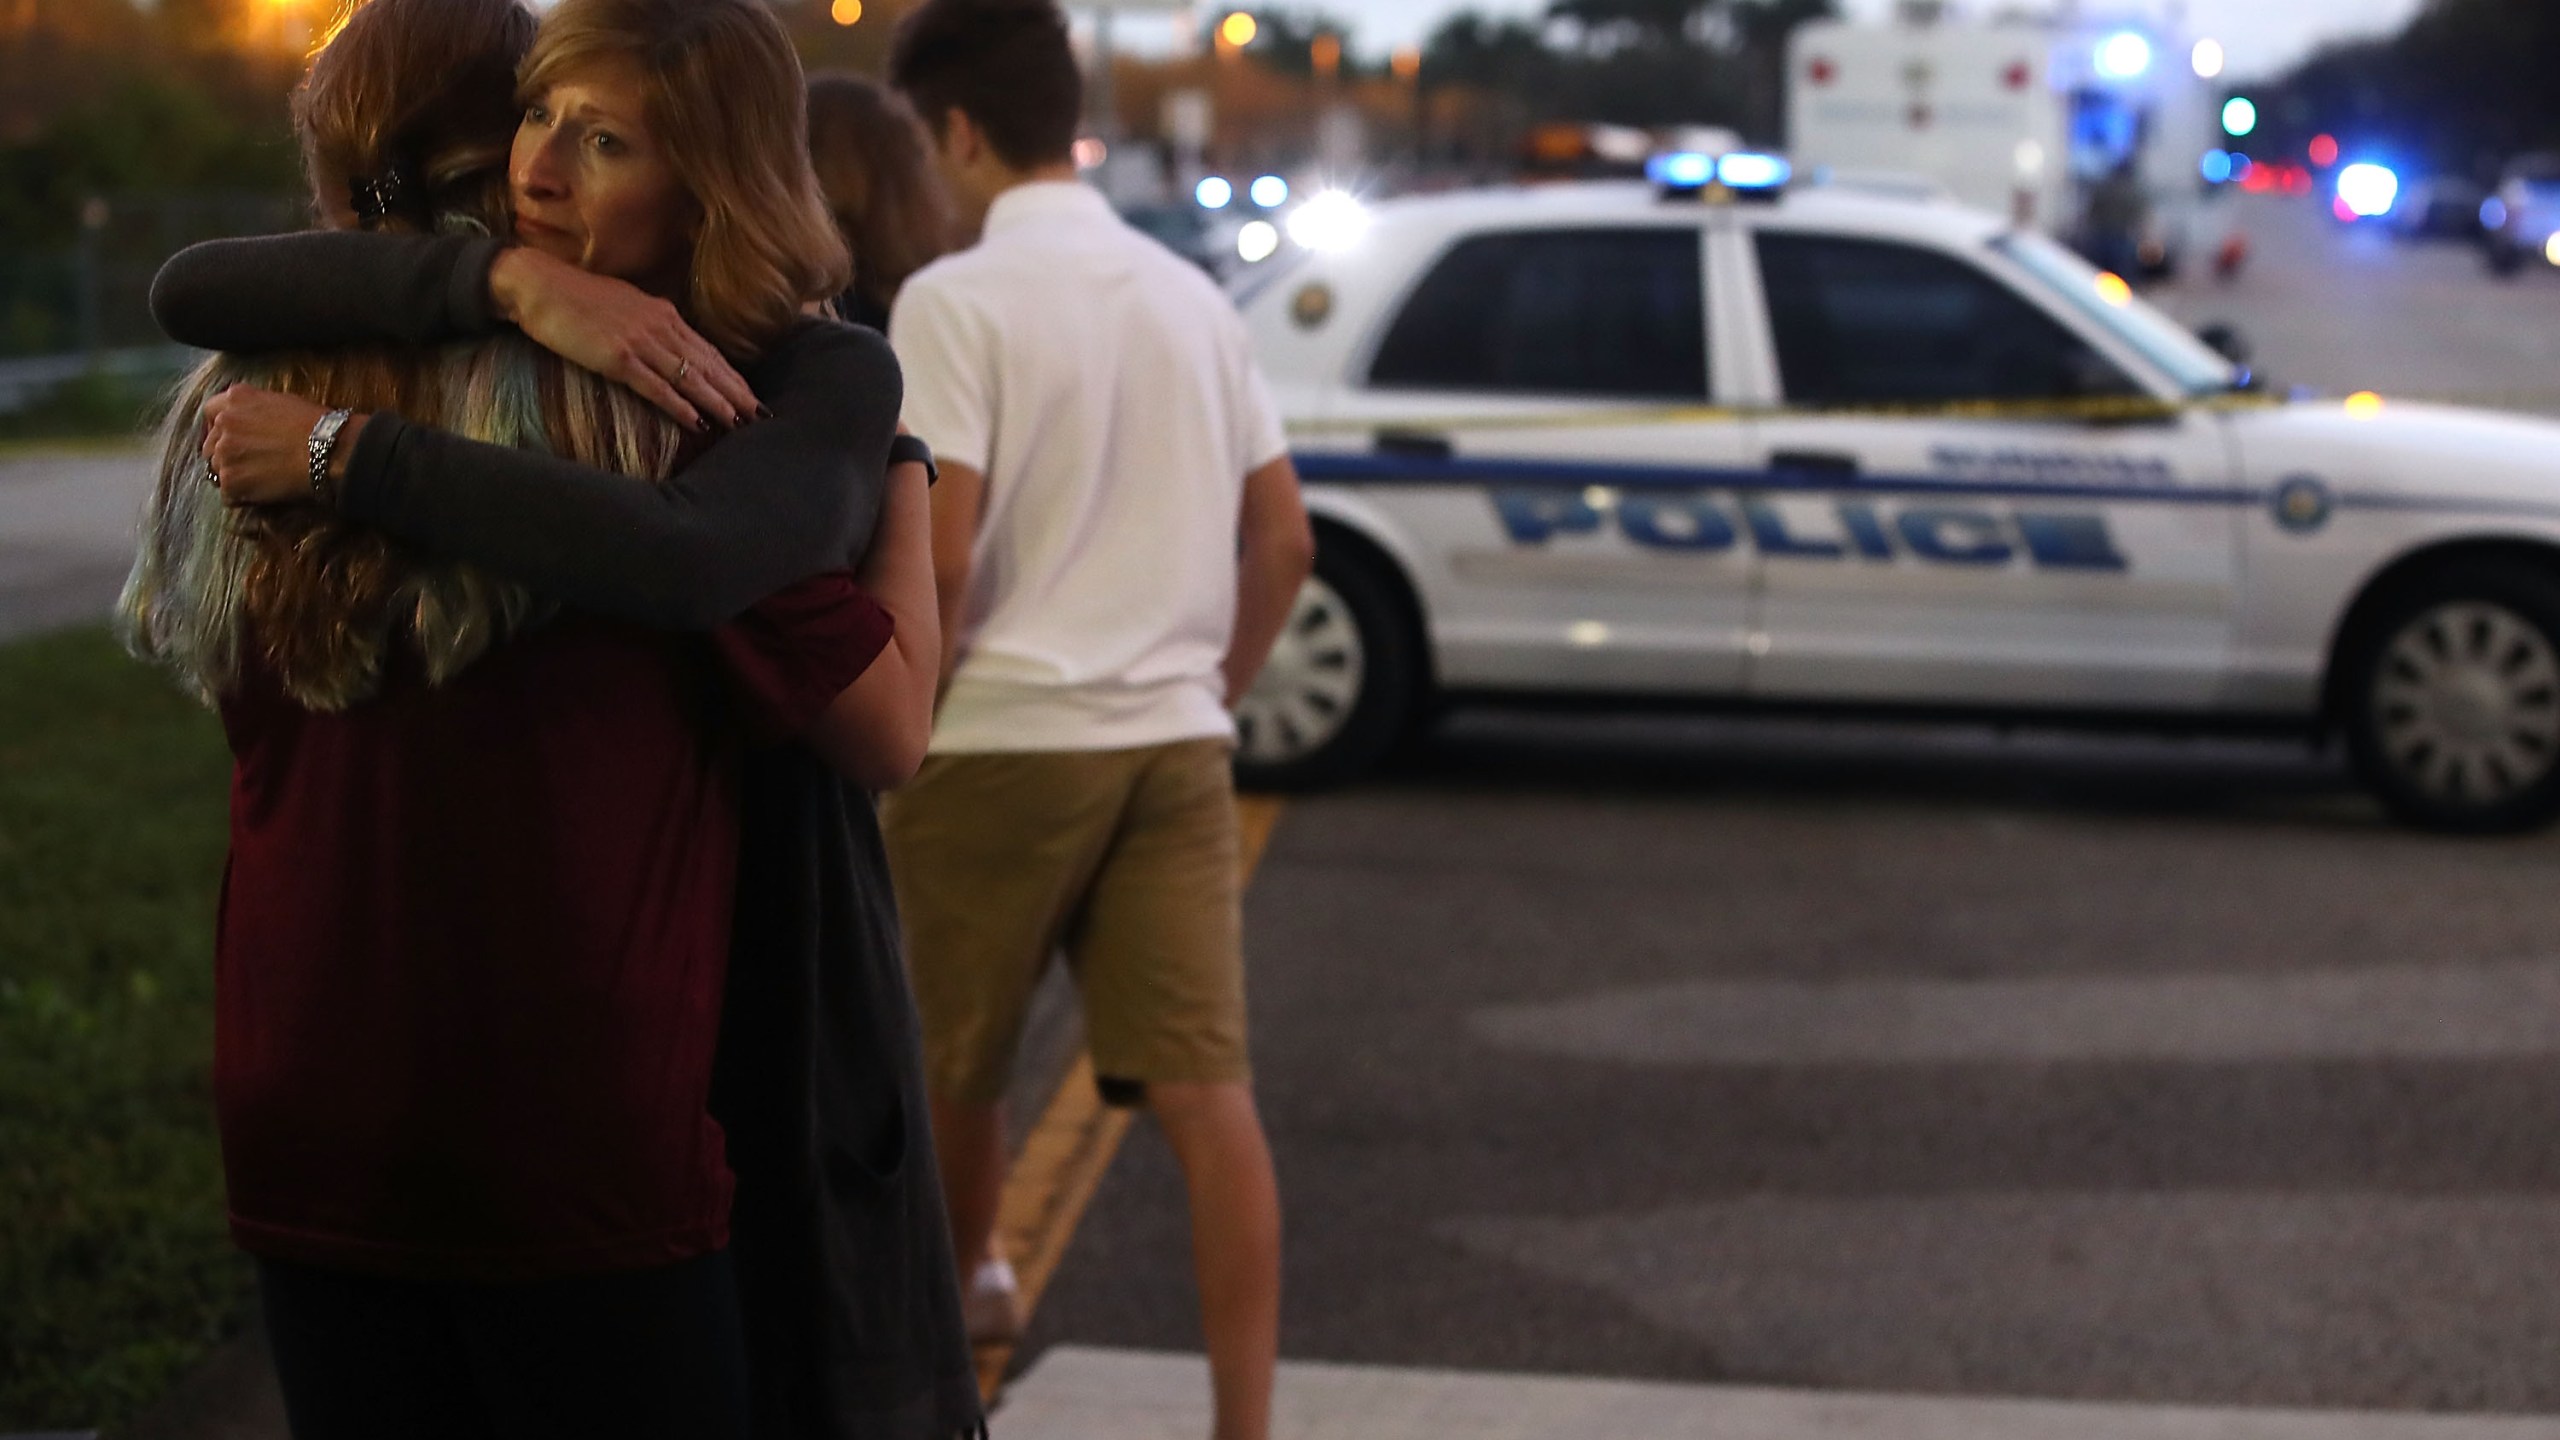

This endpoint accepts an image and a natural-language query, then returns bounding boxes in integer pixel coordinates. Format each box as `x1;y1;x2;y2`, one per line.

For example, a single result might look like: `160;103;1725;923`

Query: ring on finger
673;358;691;384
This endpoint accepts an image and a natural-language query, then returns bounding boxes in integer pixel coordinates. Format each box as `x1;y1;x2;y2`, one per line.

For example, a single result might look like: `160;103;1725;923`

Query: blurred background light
2200;150;2234;184
1237;220;1280;263
830;0;862;25
2191;38;2225;79
1250;174;1291;208
1196;176;1234;210
2093;271;2134;307
2094;31;2153;80
2308;134;2341;167
1648;151;1716;189
1218;11;1257;48
1716;152;1791;189
1286;190;1372;251
2336;162;2399;218
2222;97;2258;137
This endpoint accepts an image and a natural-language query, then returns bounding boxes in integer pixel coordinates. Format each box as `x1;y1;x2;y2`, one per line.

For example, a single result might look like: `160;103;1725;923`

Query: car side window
1368;229;1708;400
1754;232;2139;406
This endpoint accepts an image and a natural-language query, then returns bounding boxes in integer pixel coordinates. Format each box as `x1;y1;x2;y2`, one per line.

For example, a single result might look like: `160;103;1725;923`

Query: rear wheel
2343;564;2560;832
1231;537;1422;791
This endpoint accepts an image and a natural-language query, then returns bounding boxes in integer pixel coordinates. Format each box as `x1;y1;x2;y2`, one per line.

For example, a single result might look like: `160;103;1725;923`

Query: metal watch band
307;408;355;504
888;432;938;487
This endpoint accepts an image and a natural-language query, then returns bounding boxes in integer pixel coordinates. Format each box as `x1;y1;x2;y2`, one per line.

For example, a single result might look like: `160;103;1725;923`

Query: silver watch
307;408;355;504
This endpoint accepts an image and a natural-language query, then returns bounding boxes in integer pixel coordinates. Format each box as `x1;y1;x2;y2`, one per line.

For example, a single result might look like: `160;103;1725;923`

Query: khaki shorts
882;738;1247;1106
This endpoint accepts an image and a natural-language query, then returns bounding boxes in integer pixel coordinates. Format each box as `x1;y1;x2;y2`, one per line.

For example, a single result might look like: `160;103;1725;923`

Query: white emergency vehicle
1786;5;2228;274
1230;157;2560;832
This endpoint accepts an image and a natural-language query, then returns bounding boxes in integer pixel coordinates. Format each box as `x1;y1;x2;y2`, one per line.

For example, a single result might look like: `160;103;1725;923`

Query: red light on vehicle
2239;165;2276;193
2281;164;2314;195
2308;134;2340;167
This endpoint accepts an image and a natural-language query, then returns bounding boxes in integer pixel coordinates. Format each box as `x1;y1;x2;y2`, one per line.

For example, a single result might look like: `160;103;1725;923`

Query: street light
1218;11;1257;50
831;0;862;25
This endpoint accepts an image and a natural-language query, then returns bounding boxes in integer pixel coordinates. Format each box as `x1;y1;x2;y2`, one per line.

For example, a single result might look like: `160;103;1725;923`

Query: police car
1227;153;2560;833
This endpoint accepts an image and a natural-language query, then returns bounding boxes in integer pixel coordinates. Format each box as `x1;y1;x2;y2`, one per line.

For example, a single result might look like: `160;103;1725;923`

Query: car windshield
1991;232;2241;396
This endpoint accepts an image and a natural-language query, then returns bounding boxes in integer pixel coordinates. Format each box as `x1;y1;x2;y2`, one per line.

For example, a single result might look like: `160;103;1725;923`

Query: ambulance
1785;3;2233;277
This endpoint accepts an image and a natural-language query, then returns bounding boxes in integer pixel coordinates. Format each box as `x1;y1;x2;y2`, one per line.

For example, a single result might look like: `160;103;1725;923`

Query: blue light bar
1717;152;1792;190
1648;151;1716;190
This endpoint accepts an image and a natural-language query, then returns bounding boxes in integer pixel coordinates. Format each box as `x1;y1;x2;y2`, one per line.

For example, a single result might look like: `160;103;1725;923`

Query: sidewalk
0;445;153;643
997;1347;2560;1440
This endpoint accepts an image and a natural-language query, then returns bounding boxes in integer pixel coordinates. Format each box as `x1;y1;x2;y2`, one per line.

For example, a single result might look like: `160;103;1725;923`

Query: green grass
0;368;178;445
0;627;243;1434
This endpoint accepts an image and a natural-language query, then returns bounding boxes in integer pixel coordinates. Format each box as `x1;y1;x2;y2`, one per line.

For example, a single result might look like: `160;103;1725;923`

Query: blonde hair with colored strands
120;0;681;712
521;0;852;359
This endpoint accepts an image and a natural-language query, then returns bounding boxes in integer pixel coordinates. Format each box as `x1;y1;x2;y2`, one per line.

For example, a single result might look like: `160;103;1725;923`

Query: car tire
2342;562;2560;833
1231;535;1423;792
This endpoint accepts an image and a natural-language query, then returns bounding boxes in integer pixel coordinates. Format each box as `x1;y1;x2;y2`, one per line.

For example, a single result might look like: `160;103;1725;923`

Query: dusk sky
1095;0;2430;80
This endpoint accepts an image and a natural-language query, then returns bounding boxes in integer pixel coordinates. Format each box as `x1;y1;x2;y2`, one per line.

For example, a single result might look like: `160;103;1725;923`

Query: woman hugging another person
127;0;976;1434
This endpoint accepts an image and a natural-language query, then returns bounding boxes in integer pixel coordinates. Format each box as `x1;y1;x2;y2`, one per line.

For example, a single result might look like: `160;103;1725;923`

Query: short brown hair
522;0;852;357
889;0;1083;171
807;73;958;316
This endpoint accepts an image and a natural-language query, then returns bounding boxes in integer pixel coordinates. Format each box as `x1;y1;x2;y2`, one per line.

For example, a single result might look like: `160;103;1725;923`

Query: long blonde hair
120;0;682;711
521;0;852;358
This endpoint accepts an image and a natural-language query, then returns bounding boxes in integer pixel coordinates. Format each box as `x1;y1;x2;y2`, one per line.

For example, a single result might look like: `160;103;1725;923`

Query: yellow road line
975;793;1290;1403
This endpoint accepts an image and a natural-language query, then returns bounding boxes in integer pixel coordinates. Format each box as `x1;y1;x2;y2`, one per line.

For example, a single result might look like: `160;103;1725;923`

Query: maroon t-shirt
214;577;888;1283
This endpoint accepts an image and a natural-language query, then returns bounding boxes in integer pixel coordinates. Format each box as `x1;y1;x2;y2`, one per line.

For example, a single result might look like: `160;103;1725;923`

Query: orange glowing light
2345;391;2384;418
1312;32;1342;78
2308;133;2340;167
831;0;862;23
1219;12;1258;48
1391;45;1422;80
2093;271;2133;307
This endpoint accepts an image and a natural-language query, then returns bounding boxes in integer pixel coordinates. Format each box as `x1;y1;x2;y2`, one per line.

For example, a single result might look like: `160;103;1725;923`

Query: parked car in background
2483;153;2560;275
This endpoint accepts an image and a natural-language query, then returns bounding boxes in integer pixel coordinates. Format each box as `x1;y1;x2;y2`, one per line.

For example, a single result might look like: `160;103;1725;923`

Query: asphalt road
1020;194;2560;1414
0;444;151;643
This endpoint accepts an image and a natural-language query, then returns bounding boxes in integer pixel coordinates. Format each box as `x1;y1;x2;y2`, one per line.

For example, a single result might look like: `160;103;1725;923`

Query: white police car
1229;153;2560;832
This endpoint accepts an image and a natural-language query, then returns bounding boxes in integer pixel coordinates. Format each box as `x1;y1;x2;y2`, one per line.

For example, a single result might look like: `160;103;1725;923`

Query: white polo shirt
890;180;1290;755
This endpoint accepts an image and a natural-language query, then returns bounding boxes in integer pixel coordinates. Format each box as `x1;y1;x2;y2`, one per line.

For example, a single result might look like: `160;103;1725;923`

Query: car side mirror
2197;322;2253;365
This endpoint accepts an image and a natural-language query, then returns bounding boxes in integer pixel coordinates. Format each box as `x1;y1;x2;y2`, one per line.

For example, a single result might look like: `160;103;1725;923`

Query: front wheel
2343;565;2560;832
1231;539;1423;791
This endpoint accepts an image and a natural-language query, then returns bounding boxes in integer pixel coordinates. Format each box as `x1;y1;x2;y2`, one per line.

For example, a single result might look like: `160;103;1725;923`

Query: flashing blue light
2095;30;2153;80
1249;174;1290;208
2229;153;2253;181
2200;149;2234;185
1717;152;1792;189
1648;151;1717;190
2336;162;2400;219
1195;176;1234;210
2482;196;2510;230
2222;97;2258;137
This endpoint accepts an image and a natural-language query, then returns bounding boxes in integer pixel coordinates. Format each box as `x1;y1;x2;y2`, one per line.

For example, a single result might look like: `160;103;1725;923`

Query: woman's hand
202;386;360;507
487;246;762;431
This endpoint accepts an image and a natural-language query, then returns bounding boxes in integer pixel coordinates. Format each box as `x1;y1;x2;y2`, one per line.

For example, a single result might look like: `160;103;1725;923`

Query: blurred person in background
882;2;1315;1437
808;72;960;331
140;0;982;1434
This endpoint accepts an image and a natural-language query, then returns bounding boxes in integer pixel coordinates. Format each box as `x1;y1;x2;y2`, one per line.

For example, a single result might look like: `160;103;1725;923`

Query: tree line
2257;0;2560;178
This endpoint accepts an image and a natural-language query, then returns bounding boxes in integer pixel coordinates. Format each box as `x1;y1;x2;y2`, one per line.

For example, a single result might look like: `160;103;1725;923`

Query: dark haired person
882;2;1313;1437
808;73;959;331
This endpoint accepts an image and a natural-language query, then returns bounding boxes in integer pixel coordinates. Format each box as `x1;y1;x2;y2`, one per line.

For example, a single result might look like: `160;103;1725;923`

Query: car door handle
1375;429;1454;461
1769;449;1862;477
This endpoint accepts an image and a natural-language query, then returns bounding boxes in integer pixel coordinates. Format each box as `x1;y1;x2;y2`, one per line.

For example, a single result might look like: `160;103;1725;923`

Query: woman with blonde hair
144;0;977;1434
806;72;958;330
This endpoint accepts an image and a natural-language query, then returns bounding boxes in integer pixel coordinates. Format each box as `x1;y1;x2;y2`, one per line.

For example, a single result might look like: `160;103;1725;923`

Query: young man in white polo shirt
884;3;1315;1436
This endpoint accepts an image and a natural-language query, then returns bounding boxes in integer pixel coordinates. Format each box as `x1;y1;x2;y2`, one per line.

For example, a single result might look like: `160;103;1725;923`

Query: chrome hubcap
1235;575;1365;766
2373;600;2560;805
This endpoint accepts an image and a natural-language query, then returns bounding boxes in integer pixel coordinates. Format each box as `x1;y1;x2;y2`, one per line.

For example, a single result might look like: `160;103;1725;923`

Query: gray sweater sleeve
338;321;901;631
149;232;503;350
148;230;897;631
